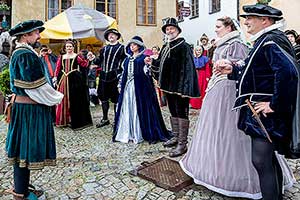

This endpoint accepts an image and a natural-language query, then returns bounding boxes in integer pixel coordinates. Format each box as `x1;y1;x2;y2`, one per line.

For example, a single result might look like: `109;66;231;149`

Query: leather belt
15;96;37;104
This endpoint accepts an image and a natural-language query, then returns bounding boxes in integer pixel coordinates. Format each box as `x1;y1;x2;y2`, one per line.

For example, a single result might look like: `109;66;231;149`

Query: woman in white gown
179;16;295;199
113;36;171;144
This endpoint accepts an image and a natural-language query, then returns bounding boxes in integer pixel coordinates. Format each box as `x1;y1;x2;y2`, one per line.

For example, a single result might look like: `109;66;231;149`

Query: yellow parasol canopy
40;5;117;44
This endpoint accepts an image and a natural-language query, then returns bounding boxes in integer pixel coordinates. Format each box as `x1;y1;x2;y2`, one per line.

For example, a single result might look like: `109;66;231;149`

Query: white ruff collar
15;41;38;56
250;20;285;42
215;31;240;47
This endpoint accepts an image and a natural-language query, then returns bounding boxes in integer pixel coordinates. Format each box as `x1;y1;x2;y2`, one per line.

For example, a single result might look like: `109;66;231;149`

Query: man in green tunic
5;20;63;200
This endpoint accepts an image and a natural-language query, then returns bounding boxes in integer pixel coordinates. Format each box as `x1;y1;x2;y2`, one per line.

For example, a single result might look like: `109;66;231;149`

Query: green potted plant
0;65;10;115
0;65;11;96
257;0;272;4
0;1;10;15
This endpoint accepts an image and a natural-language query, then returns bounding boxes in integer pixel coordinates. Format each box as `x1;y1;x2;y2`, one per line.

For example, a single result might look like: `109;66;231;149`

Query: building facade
178;0;238;45
10;0;177;47
0;0;12;33
177;0;300;46
239;0;300;35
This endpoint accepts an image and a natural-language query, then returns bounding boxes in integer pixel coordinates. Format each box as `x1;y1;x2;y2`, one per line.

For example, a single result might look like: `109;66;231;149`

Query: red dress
190;56;211;109
55;54;92;129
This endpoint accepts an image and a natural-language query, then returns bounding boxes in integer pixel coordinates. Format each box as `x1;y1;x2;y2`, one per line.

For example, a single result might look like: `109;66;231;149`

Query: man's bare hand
254;102;274;117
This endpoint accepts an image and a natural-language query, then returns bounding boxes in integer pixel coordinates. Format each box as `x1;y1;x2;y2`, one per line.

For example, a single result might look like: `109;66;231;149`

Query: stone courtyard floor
0;106;300;200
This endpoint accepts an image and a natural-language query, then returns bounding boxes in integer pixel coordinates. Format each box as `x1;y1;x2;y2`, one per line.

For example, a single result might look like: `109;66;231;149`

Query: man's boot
163;117;179;147
169;118;189;157
96;101;110;128
112;103;117;129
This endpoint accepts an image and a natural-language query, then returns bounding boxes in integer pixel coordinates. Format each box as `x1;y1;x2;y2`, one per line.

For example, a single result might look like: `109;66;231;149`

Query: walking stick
245;99;272;143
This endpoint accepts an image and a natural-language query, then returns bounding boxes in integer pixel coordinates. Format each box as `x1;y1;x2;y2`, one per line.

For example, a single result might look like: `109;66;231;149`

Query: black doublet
94;42;126;82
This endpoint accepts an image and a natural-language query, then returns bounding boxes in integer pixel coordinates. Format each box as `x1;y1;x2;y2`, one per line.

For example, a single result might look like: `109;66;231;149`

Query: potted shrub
0;1;10;15
0;65;11;114
0;66;10;96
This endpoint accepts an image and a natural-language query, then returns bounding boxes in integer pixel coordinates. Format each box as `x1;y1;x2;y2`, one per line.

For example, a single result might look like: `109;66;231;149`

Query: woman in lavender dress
180;16;295;199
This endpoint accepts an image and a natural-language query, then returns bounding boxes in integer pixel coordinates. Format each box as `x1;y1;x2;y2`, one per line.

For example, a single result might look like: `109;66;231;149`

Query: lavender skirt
180;79;295;199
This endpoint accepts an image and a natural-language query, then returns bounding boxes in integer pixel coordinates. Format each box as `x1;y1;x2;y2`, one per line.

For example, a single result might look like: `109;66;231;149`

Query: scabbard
245;99;272;143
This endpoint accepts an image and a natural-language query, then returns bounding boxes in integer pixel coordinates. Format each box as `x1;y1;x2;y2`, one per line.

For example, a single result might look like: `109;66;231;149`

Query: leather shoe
96;119;110;128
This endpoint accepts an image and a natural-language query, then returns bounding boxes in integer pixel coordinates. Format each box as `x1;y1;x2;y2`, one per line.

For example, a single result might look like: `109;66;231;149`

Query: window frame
136;0;157;26
189;0;199;19
209;0;221;14
45;0;74;20
176;1;184;22
95;0;118;21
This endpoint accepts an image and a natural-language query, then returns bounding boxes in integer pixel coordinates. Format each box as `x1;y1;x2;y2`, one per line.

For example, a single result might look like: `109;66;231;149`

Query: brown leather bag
4;94;16;123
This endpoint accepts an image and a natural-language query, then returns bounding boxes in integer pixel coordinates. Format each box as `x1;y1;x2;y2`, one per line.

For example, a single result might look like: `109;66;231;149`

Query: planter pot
0;10;10;15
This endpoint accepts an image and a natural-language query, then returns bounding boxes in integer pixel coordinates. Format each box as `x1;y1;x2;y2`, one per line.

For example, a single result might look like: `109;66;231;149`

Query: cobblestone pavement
1;106;300;200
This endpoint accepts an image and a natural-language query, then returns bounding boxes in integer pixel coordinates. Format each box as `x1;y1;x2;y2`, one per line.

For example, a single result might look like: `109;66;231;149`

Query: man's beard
166;33;178;41
30;42;41;49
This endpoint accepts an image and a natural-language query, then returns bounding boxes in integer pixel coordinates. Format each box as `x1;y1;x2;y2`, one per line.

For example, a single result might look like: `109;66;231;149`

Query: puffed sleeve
54;55;62;77
226;41;249;62
15;53;64;105
77;54;89;67
226;42;248;81
13;52;47;89
25;83;63;106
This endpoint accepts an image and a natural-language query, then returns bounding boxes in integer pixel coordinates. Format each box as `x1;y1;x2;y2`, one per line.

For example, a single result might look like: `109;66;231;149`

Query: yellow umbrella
40;5;117;45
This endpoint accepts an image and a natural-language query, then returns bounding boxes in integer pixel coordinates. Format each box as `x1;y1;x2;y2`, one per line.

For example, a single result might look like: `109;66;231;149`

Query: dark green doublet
6;47;56;170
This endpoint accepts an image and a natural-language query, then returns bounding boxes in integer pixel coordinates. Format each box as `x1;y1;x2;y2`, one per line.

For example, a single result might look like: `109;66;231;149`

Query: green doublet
6;47;56;170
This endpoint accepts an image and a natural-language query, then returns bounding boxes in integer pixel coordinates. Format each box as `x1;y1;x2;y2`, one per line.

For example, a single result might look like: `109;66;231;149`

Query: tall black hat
9;20;45;36
104;28;121;41
161;17;182;34
240;4;283;21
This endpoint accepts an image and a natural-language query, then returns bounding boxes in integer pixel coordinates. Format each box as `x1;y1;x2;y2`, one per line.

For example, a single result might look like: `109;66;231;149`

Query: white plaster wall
179;0;238;45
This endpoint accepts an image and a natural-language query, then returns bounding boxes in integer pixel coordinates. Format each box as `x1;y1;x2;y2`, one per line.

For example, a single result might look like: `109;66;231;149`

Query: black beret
240;4;283;20
104;28;121;41
9;20;45;36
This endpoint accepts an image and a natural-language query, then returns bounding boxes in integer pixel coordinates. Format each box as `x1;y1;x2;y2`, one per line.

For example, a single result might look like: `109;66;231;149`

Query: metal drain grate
135;157;193;192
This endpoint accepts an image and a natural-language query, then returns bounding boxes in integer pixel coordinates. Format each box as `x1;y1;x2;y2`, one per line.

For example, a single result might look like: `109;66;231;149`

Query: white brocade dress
115;58;143;144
